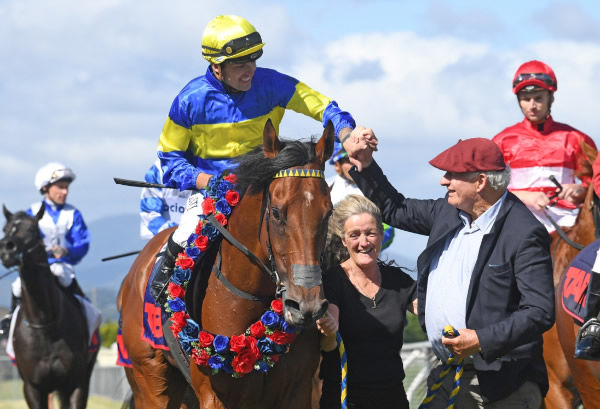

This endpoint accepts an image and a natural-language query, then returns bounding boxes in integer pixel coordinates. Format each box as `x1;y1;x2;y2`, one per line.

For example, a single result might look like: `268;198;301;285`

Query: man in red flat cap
342;133;555;408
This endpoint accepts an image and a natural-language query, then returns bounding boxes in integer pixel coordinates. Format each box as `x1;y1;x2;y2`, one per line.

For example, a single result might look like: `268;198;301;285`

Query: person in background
316;194;417;409
327;145;395;251
2;162;91;326
140;159;191;239
343;134;555;408
493;60;597;236
150;14;373;303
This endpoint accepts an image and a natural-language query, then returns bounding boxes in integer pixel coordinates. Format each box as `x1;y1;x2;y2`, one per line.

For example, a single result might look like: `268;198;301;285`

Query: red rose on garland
194;235;210;251
198;331;215;348
249;321;266;338
202;197;216;215
170;311;189;336
232;349;259;374
225;190;240;206
229;334;248;353
192;348;211;366
167;282;185;300
224;174;237;184
175;256;194;270
215;212;227;226
269;330;297;345
270;299;284;315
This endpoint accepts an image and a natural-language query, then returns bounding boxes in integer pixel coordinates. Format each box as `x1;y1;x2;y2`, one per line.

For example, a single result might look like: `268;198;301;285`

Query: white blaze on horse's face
304;191;314;206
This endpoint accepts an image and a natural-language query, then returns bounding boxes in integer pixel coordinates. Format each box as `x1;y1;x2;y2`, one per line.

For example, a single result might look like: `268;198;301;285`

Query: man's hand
196;172;213;189
342;126;378;172
50;245;68;259
441;328;481;358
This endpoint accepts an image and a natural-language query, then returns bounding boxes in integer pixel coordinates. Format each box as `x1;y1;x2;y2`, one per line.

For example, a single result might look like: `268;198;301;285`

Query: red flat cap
429;138;505;173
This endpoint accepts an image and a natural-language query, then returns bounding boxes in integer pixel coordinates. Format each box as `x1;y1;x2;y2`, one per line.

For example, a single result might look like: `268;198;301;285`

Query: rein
209;167;325;301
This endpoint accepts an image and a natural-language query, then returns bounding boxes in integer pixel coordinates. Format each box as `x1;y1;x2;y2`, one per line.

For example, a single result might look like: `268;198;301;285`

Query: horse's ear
263;118;281;159
315;121;335;165
35;202;45;222
2;204;12;221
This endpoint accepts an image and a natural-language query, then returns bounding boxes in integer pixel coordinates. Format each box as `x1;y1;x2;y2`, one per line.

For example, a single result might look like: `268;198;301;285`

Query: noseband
210;167;325;301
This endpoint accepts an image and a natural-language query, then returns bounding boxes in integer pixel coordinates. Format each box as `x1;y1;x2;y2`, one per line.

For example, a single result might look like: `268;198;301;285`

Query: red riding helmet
512;60;557;94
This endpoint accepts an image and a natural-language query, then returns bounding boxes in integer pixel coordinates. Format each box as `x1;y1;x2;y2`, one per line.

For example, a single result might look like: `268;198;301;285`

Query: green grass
0;380;123;409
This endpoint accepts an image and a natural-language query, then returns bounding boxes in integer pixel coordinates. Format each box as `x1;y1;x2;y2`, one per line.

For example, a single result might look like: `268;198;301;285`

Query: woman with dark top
316;194;418;409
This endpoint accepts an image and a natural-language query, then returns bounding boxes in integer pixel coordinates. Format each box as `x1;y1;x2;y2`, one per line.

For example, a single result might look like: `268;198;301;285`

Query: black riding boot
150;234;184;305
574;271;600;360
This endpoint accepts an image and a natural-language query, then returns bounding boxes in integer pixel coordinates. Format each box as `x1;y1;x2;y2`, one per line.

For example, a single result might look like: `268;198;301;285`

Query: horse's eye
271;207;281;222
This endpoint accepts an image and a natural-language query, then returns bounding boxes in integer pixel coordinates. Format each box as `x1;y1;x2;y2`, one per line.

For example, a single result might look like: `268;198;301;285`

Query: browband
273;169;325;179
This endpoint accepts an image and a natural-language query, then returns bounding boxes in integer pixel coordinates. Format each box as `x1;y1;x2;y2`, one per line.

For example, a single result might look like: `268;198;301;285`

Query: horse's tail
120;392;135;409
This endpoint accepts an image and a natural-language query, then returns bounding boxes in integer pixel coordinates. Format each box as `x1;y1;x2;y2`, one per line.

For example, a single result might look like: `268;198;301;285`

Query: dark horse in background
543;142;600;409
118;119;334;408
0;204;98;409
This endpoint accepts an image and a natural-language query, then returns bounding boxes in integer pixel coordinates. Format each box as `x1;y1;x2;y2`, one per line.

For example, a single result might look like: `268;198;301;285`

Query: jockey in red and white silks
493;60;597;233
493;116;596;232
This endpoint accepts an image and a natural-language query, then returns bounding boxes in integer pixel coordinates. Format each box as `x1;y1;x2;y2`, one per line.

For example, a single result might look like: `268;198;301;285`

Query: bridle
210;167;326;301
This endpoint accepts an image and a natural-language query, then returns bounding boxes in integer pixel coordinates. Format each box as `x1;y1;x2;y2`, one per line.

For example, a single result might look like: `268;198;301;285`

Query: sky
2;0;600;268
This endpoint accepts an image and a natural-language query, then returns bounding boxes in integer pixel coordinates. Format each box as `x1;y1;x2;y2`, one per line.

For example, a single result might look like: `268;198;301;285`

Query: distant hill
0;213;417;322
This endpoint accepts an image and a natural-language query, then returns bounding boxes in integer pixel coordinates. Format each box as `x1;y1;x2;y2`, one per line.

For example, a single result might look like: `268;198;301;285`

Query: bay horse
0;203;98;409
543;143;600;409
117;119;334;408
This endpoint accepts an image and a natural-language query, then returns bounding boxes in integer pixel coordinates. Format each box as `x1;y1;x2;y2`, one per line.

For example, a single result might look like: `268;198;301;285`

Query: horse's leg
542;324;580;408
23;381;49;409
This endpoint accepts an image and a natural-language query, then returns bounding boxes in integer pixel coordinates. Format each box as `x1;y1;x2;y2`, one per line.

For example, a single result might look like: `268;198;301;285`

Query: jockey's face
518;89;554;124
46;180;70;205
212;60;257;92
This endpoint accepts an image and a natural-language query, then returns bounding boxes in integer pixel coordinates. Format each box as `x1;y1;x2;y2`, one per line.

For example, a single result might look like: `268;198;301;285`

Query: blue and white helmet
34;162;76;192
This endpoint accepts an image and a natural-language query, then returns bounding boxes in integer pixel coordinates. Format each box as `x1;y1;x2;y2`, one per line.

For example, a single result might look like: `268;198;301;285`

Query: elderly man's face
440;172;480;215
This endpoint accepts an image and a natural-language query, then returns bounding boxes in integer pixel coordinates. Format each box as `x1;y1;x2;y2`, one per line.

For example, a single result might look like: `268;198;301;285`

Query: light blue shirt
425;191;507;361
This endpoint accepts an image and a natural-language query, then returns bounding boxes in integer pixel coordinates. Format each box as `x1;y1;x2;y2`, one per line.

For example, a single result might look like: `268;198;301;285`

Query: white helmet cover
34;162;76;192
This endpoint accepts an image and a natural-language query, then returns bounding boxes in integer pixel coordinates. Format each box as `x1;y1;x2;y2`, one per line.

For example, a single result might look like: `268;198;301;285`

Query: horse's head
0;203;45;268
235;120;334;328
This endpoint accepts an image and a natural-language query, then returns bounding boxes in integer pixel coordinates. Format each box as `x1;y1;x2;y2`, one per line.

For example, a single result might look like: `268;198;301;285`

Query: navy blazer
350;161;555;402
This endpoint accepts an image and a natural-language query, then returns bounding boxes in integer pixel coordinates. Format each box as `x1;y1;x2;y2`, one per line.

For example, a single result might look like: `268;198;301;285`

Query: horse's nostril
284;299;300;312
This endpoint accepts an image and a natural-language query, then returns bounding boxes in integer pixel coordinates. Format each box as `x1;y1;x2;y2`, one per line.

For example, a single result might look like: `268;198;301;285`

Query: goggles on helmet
513;73;556;90
202;32;263;62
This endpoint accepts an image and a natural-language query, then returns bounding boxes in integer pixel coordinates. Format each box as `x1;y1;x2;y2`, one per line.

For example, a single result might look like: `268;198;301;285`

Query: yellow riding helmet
202;15;265;64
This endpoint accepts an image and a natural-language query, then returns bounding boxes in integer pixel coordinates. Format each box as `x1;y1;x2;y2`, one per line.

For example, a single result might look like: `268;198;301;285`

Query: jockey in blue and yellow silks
150;15;374;303
158;68;354;190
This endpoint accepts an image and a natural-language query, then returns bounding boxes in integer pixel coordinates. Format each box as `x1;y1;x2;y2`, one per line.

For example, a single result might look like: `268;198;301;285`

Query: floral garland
163;173;299;377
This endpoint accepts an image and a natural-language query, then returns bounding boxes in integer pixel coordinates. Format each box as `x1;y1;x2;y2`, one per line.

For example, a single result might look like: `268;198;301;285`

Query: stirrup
574;318;600;361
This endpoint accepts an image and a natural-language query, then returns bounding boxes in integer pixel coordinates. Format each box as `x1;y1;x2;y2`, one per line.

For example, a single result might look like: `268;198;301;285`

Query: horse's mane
233;138;319;194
